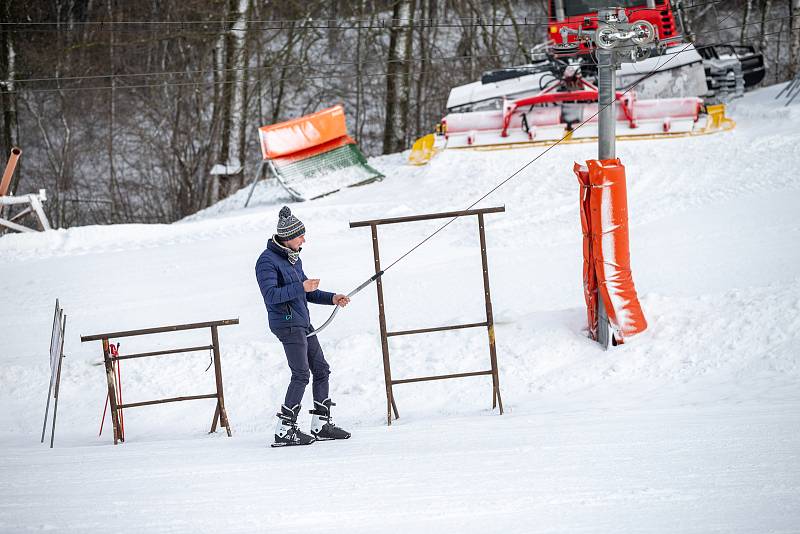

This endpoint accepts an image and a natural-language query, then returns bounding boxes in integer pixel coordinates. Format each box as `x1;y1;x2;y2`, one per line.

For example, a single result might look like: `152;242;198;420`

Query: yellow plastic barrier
408;134;436;166
704;104;736;132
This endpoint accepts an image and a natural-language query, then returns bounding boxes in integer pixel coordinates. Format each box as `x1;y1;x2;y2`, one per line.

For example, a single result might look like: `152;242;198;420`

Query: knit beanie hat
276;206;305;241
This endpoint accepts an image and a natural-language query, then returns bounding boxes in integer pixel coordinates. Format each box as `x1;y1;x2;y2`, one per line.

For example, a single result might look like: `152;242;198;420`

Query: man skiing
255;206;352;447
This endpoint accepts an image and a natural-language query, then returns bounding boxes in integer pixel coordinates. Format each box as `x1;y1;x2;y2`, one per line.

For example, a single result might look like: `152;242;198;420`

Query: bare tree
792;0;800;76
383;0;405;154
399;0;416;150
741;0;754;44
2;0;798;228
759;0;773;52
0;0;19;192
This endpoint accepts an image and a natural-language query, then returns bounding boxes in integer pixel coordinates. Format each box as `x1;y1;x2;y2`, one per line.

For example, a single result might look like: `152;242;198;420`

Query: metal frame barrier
81;319;238;444
350;207;505;425
41;299;66;448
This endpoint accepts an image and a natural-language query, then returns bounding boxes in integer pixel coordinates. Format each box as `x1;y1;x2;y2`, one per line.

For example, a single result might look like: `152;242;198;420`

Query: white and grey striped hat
276;206;305;241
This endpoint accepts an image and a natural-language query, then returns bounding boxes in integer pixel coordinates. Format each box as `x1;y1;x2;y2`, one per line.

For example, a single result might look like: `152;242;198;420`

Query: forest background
1;0;798;226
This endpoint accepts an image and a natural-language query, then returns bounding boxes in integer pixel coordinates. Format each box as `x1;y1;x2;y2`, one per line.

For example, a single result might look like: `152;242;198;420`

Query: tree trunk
455;1;477;82
271;19;299;124
414;0;430;138
503;0;532;63
741;0;753;45
108;0;118;223
383;1;404;154
0;0;19;194
399;0;416;151
211;0;236;205
791;0;800;77
355;12;362;140
228;0;252;193
676;0;696;43
759;0;772;52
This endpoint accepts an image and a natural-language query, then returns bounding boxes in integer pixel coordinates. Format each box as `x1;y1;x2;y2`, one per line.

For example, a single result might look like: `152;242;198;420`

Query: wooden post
102;338;122;444
478;214;503;414
210;326;232;436
371;224;399;425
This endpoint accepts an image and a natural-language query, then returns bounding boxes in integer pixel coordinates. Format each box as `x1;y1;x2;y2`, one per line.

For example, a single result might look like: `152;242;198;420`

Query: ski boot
272;404;316;448
309;398;351;441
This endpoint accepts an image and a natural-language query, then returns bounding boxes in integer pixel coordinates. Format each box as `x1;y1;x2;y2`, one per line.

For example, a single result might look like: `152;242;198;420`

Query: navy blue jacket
255;238;335;331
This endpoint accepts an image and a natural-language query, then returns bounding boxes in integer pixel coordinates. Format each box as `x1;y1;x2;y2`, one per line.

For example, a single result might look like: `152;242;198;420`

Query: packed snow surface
1;83;799;532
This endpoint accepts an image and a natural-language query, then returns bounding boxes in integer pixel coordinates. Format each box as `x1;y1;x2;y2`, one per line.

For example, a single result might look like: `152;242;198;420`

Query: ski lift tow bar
307;270;383;338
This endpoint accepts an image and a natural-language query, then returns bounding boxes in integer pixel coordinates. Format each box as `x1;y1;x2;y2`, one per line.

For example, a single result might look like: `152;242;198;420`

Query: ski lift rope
309;37;706;338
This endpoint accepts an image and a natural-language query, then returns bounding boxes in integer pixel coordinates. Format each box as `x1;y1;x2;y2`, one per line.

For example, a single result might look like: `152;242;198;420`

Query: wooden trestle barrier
350;207;505;425
81;319;238;444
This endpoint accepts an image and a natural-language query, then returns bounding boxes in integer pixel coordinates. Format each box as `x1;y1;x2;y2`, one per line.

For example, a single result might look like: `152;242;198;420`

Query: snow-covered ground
1;83;798;532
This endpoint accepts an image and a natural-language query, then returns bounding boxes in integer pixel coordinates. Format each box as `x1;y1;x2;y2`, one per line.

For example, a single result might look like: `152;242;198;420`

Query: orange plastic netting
574;159;647;343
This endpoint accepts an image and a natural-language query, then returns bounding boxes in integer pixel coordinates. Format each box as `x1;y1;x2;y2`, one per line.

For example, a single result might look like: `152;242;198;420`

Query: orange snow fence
256;105;382;201
574;159;647;343
258;105;353;161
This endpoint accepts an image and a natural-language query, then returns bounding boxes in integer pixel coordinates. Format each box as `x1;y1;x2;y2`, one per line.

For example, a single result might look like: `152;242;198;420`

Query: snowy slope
1;83;799;532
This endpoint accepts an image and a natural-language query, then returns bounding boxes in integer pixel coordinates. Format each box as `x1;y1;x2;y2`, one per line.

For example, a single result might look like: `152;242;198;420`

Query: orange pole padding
0;147;22;197
574;159;647;343
258;105;353;161
575;163;599;340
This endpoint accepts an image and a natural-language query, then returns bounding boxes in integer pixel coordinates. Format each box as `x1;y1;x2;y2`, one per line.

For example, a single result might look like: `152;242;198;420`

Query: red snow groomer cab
408;1;763;163
547;0;679;55
547;1;765;94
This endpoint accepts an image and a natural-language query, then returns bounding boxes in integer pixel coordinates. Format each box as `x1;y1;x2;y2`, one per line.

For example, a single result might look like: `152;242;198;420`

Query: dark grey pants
272;326;330;407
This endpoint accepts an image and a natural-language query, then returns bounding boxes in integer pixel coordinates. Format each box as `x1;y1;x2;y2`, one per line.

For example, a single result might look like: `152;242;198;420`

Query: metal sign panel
42;299;66;447
48;300;64;387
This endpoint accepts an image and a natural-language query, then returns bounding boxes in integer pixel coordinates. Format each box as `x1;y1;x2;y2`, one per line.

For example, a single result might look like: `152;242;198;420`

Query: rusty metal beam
387;321;488;337
350;206;505;228
118;393;218;410
111;345;214;361
392;370;493;385
81;319;239;342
